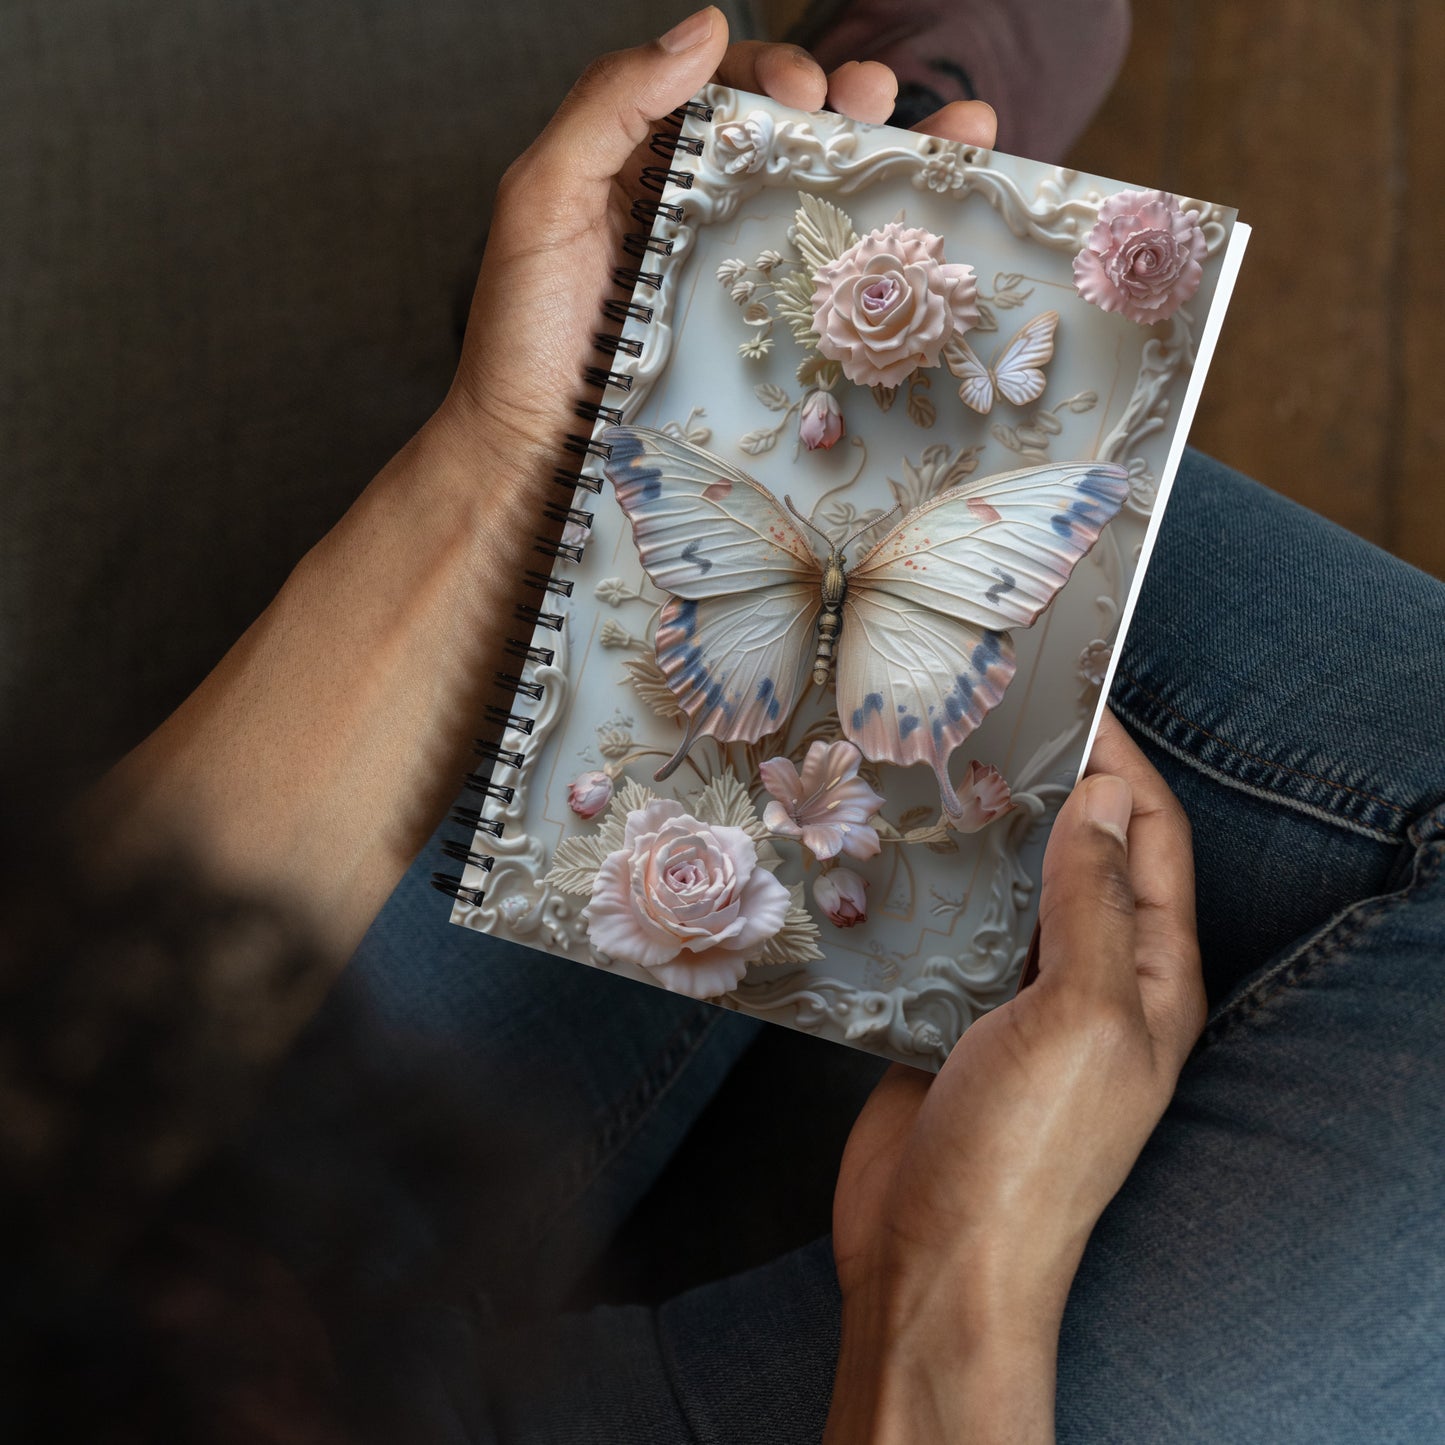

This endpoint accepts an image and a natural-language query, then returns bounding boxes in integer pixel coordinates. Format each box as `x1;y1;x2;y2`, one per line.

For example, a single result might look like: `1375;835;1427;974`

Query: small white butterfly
947;309;1058;414
601;425;1126;816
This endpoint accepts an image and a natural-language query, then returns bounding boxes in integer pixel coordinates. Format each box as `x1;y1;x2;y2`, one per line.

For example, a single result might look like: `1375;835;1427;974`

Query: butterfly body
602;425;1128;816
812;547;848;687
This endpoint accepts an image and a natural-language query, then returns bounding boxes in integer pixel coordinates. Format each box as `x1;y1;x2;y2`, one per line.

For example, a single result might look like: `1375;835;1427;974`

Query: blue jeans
326;450;1445;1442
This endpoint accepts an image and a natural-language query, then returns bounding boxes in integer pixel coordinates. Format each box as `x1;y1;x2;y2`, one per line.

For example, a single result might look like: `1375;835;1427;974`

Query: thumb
523;7;728;201
1037;772;1141;1010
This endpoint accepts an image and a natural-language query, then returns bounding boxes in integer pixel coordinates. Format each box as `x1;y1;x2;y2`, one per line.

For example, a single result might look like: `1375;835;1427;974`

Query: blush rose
1072;189;1206;325
811;223;979;389
582;799;790;999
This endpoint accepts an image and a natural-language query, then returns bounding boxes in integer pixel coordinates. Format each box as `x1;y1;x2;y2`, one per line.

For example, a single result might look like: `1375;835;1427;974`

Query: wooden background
1069;0;1442;578
763;0;1444;577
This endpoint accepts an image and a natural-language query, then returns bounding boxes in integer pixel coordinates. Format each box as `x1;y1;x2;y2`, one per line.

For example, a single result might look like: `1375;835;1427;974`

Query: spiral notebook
435;85;1249;1070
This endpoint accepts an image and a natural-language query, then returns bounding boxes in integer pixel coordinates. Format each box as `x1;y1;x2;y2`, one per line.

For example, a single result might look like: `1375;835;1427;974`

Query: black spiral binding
432;96;714;909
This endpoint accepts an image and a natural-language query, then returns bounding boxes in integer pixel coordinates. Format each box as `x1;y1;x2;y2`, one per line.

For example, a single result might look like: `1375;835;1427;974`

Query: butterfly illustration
947;309;1058;414
600;425;1127;817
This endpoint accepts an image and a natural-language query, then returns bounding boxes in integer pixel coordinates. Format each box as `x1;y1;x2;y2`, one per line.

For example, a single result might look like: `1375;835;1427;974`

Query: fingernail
658;6;713;53
1084;775;1131;849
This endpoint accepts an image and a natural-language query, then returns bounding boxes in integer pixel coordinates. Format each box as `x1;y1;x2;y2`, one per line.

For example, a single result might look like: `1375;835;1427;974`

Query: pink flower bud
813;867;868;928
567;770;613;820
798;389;845;451
953;761;1014;833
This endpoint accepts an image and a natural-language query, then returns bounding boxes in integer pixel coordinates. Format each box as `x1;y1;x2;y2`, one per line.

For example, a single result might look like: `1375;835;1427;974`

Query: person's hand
826;710;1206;1444
420;4;998;483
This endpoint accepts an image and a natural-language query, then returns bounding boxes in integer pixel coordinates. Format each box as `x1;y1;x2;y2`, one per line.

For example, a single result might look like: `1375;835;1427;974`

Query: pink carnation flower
953;761;1015;833
760;739;884;861
582;799;789;999
1072;189;1206;325
811;223;979;389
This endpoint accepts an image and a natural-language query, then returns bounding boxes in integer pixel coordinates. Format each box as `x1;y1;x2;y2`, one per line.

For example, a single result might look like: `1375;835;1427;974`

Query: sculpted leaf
694;769;769;845
791;192;860;273
906;391;936;428
871;382;898;411
1033;409;1063;435
936;444;984;491
887;442;981;514
624;655;684;720
754;382;791;412
544;832;612;896
754;884;825;966
738;428;777;456
796;354;840;388
773;267;818;345
973;301;998;333
1061;390;1099;414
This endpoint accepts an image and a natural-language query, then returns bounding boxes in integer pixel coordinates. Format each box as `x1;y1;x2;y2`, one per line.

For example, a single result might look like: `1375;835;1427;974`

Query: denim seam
652;1302;706;1445
1116;705;1402;846
1113;665;1410;840
1109;664;1404;843
522;1006;724;1247
1196;835;1444;1052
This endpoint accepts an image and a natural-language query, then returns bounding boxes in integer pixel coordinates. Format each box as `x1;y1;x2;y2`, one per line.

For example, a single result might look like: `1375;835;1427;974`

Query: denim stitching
1195;837;1444;1052
1115;704;1403;846
522;1006;724;1246
1115;665;1410;824
653;1302;707;1445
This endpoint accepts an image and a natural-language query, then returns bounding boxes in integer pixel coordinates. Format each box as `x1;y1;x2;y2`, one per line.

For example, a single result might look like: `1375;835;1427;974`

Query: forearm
92;405;540;962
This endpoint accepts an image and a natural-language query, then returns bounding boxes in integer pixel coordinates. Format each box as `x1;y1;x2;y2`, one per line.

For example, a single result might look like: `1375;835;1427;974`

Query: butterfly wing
601;426;819;599
837;594;1014;816
946;335;997;414
652;587;819;778
849;461;1129;630
600;427;823;778
991;310;1058;408
841;460;1128;812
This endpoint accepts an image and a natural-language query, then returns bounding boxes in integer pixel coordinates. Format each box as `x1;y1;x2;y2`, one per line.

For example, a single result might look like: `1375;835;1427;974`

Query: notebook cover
444;84;1248;1070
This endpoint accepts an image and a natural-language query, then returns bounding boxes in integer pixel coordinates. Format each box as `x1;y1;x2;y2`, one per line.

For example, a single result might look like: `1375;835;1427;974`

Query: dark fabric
0;0;727;794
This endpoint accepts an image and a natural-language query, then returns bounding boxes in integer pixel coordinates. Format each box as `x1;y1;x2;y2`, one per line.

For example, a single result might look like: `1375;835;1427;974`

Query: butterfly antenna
842;502;901;550
783;494;835;547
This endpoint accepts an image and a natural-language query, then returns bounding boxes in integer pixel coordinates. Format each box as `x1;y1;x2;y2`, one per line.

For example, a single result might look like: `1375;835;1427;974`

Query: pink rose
566;770;613;820
953;761;1015;833
760;739;884;861
811;223;979;389
798;389;845;451
1072;189;1206;325
814;868;868;928
582;799;790;999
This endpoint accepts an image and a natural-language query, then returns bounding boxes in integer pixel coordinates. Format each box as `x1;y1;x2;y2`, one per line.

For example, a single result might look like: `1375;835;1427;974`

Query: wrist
825;1246;1070;1445
827;1287;1060;1445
